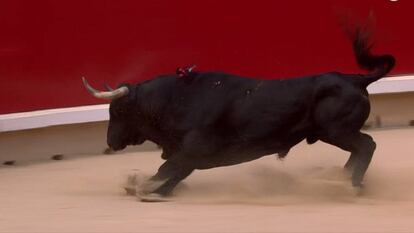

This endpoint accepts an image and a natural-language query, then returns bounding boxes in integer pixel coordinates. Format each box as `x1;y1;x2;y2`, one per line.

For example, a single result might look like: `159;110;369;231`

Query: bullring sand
1;128;414;232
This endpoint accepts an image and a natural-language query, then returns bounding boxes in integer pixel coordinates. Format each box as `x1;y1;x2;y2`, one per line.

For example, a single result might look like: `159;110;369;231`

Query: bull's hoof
103;148;115;154
124;172;165;196
351;183;365;196
140;193;172;202
139;180;164;195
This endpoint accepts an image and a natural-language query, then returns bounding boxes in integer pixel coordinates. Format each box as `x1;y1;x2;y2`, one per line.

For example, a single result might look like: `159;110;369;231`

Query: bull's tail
350;26;396;87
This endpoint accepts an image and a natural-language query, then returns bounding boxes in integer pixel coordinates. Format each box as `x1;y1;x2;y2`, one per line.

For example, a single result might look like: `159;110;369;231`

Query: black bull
82;28;395;198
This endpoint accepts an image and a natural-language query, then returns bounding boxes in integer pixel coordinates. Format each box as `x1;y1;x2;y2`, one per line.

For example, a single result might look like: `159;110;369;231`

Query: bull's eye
111;108;125;117
116;107;126;114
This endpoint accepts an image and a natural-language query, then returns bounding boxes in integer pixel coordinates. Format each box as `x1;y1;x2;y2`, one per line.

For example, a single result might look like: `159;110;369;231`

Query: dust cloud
131;136;414;205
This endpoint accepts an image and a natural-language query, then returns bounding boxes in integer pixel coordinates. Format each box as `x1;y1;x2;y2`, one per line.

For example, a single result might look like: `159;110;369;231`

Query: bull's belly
193;139;298;169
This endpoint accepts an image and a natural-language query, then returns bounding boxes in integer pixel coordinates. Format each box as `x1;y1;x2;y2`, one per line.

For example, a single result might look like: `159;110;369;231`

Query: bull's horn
82;77;129;100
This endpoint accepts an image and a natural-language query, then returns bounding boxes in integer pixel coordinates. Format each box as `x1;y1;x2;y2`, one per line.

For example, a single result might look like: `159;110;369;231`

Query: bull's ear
82;77;129;100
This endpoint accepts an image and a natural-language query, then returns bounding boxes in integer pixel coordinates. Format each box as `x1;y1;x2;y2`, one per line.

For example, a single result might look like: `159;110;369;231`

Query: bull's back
173;73;317;163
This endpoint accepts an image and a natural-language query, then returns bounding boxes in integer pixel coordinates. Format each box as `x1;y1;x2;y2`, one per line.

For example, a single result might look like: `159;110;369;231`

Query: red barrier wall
0;0;413;114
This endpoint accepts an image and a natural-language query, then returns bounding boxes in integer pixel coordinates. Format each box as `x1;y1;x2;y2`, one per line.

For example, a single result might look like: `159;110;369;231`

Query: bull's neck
135;81;173;146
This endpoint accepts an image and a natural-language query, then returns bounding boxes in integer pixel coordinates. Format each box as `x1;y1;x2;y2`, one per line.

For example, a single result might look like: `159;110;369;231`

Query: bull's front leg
140;130;210;201
140;158;194;202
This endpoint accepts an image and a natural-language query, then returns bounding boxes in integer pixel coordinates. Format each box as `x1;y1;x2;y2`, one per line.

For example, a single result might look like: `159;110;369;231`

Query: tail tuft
340;13;396;87
352;27;395;82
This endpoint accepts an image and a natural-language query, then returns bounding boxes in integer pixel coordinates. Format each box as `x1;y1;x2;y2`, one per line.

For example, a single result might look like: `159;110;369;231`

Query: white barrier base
1;75;413;132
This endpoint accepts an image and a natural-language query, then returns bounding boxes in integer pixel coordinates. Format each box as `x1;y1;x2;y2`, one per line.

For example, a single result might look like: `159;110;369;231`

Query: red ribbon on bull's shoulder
176;64;197;78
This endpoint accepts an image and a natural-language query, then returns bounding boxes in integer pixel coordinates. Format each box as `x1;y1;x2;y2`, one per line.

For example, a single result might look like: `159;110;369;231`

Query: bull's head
82;77;146;151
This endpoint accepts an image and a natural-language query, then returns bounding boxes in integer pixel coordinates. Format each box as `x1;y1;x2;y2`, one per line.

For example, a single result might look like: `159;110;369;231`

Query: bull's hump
191;72;260;90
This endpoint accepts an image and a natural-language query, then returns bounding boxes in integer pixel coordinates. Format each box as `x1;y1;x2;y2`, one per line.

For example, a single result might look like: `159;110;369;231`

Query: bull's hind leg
350;133;376;187
321;132;376;187
344;152;358;171
313;86;374;186
343;152;360;183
